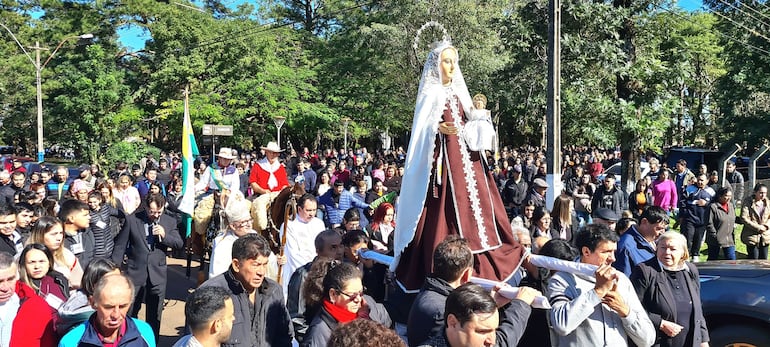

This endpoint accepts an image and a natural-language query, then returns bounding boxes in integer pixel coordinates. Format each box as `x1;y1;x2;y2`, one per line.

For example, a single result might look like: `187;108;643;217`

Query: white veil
391;39;474;272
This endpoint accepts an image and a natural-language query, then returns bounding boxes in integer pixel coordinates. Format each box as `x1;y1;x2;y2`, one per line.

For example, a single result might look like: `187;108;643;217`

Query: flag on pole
180;89;199;220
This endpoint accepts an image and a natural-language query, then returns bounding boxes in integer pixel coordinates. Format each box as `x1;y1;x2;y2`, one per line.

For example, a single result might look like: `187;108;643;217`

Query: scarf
322;299;357;323
257;158;281;190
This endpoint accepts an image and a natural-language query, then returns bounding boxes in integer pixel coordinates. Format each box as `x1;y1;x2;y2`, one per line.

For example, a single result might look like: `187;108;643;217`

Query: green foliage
0;0;760;162
102;140;160;168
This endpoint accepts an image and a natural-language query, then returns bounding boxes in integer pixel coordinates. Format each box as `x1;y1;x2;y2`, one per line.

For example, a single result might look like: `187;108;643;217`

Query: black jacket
630;258;709;347
0;234;18;256
287;261;312;342
502;178;528;211
551;216;579;244
591;185;628;216
200;269;293;347
63;228;96;270
111;211;182;288
89;204;116;259
302;295;391;347
407;276;454;347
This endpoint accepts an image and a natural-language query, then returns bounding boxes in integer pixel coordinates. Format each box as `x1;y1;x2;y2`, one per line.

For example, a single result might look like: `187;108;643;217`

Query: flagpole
183;84;194;278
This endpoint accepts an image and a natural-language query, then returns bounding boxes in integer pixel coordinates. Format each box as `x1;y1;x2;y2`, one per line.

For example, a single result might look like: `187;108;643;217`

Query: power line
713;0;770;31
730;0;770;25
705;1;770;44
656;3;770;56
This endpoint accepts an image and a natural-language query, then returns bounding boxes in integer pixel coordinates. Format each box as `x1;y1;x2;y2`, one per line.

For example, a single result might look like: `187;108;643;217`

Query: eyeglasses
232;219;253;228
336;289;364;301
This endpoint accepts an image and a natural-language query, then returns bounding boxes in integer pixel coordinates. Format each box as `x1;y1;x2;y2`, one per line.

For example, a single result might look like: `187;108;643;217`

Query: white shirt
195;165;240;193
173;334;204;347
0;293;19;347
209;229;279;280
280;216;325;298
209;229;248;278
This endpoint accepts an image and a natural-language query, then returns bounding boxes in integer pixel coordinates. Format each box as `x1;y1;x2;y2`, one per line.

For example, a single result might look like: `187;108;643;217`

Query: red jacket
249;161;289;193
11;282;57;347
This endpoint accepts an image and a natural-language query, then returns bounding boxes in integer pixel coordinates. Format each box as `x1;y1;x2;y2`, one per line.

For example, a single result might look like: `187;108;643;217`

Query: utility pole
32;41;48;163
0;24;92;163
546;0;562;209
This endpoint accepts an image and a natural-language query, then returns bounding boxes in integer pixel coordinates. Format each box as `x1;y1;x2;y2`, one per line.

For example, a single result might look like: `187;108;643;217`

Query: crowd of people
0;37;766;347
0;132;767;347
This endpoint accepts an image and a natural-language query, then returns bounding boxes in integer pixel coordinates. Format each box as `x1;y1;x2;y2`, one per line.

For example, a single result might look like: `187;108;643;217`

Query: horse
261;182;306;255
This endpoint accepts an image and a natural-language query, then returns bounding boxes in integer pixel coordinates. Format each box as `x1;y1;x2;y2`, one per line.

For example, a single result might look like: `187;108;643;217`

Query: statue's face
439;48;457;85
473;99;486;109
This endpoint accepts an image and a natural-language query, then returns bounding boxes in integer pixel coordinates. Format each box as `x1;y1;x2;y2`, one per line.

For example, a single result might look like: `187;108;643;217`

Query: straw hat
216;147;237;159
260;141;283;153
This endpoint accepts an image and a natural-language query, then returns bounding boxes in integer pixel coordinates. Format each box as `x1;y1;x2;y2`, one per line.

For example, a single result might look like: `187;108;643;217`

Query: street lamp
0;22;93;162
342;117;351;155
273;116;286;148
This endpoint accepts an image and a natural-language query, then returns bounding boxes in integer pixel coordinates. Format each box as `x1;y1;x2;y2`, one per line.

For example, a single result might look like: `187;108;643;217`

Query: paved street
135;255;202;347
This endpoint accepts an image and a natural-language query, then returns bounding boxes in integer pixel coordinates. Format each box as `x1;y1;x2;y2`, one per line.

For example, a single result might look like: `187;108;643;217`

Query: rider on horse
193;147;242;230
249;141;289;233
195;147;241;195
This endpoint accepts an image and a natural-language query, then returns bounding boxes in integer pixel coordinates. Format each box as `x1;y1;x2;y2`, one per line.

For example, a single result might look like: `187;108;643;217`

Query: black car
697;260;770;347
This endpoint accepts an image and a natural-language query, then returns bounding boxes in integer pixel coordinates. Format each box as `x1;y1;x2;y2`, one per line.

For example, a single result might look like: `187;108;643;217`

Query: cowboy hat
260;141;283;153
216;147;237;159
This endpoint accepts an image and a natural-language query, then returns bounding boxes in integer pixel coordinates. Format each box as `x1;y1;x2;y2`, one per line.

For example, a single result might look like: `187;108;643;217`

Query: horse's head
290;182;306;199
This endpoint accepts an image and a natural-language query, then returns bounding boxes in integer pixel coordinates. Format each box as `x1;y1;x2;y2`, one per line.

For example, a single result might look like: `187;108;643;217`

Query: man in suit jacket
112;193;183;341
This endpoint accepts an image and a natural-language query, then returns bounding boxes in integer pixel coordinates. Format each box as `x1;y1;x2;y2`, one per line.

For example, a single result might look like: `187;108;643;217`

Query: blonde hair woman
112;174;140;214
27;216;83;288
551;194;578;243
631;232;709;346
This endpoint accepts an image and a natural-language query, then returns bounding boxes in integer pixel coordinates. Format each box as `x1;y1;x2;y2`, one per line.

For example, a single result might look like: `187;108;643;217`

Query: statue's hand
438;121;458;135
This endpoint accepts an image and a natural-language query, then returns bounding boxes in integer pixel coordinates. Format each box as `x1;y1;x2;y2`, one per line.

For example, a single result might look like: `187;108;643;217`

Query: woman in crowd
705;187;736;260
652;169;678;214
529;207;555;242
631;232;709;347
27;216;83;288
70;180;91;203
30;182;47;204
42;196;59;217
97;181;125;239
512;201;536;229
112;174;141;214
97;181;124;212
741;183;770;259
316;172;332;197
572;174;594;226
302;260;391;347
550;195;578;244
342;230;388;302
86;191;117;259
18;243;69;308
56;259;120;335
365;202;395;253
629;179;654;219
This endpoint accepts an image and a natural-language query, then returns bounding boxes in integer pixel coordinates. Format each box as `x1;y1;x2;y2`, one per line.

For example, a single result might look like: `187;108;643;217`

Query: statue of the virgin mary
392;27;525;292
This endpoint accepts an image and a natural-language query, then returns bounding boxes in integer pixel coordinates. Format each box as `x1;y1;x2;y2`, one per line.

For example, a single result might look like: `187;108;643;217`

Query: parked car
597;161;650;184
665;147;725;173
697;260;770;346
